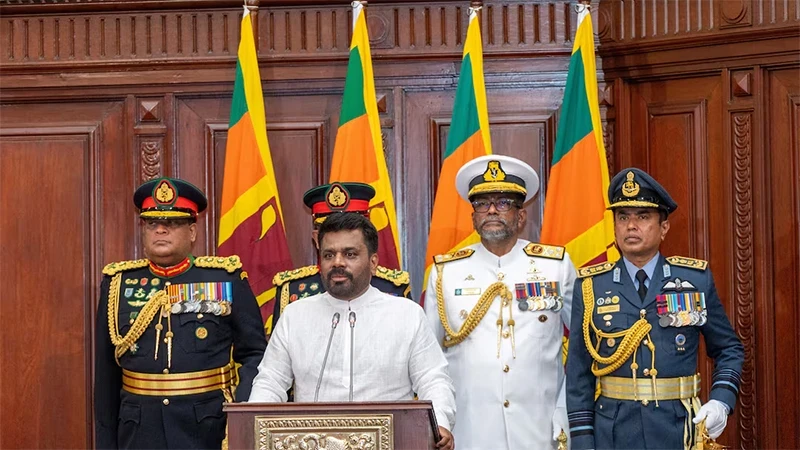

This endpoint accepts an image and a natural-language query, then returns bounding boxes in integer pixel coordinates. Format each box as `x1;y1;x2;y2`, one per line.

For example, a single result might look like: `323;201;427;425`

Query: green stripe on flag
552;48;594;166
229;61;248;126
339;47;368;126
444;53;481;159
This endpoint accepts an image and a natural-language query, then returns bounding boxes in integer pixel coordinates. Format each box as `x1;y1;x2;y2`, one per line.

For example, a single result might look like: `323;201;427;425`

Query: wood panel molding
0;1;583;73
732;110;756;449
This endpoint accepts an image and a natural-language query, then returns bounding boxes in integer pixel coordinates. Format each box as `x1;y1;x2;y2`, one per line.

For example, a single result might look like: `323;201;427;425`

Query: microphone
314;312;340;402
348;311;357;401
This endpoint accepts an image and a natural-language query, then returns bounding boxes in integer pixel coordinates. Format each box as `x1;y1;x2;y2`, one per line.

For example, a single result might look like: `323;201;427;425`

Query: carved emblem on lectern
255;415;393;450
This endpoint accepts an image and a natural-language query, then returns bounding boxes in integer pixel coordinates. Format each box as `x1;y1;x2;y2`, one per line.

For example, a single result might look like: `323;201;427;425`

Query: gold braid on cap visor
468;181;526;198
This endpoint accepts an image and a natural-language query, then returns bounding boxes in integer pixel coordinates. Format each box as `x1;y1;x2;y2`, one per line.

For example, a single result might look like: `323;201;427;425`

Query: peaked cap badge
621;170;640;198
154;179;177;205
326;183;349;209
483;160;507;182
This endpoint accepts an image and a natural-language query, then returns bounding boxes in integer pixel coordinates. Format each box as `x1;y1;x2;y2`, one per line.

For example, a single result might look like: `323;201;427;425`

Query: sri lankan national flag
329;1;401;270
218;8;293;334
421;8;491;305
541;6;618;268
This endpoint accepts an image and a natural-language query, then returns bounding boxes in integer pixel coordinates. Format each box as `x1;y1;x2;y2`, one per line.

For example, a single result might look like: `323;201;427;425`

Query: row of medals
170;299;232;316
658;309;707;328
518;296;563;312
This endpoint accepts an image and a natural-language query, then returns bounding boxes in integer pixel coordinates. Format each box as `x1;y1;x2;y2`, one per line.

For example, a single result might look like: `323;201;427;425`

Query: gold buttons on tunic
162;399;170;406
643;368;650;376
197;313;204;319
502;329;510;339
641;399;649;406
503;365;510;373
539;314;548;323
162;368;169;374
196;327;209;339
606;338;616;347
503;400;510;407
459;309;468;319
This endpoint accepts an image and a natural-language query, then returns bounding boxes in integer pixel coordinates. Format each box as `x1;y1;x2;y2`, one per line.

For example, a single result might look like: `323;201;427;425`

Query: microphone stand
349;310;357;401
314;312;340;402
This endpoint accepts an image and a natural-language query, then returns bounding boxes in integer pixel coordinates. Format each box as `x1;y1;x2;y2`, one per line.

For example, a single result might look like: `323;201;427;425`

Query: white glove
692;399;729;439
552;406;569;447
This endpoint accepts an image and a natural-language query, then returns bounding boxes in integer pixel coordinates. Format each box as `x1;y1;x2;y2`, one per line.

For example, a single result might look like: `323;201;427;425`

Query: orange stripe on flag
331;114;379;183
541;132;606;244
220;113;267;216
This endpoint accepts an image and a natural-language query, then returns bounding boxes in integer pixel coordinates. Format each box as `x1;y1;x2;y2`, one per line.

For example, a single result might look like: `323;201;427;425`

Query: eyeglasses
471;198;520;213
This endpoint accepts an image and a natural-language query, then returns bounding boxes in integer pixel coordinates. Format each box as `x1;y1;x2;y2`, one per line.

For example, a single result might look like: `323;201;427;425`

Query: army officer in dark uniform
271;182;411;328
95;177;266;449
566;168;744;450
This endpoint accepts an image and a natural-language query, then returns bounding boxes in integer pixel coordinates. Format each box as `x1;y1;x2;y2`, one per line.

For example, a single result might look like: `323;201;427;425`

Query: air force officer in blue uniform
566;168;744;450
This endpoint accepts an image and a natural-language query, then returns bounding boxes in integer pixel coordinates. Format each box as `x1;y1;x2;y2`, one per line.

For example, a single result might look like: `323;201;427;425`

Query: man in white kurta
424;155;577;450
250;286;456;431
250;212;456;448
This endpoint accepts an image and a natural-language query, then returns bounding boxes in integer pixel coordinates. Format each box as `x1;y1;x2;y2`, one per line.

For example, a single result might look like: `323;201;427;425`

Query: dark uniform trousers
95;257;266;449
566;255;744;450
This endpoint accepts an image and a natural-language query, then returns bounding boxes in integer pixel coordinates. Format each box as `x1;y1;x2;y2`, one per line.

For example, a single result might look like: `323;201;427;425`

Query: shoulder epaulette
272;265;320;286
524;243;565;260
374;265;410;287
434;249;475;264
194;255;242;273
577;261;615;278
666;256;708;271
102;259;149;276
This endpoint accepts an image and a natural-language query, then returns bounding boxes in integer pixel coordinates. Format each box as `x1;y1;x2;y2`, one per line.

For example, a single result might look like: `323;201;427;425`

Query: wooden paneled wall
0;1;797;448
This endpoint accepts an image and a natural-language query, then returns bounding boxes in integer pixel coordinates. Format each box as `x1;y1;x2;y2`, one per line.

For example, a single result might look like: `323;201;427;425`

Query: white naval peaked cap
455;154;540;203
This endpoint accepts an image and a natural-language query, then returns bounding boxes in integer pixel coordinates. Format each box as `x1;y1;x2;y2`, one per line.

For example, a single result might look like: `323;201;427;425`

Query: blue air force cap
607;167;677;215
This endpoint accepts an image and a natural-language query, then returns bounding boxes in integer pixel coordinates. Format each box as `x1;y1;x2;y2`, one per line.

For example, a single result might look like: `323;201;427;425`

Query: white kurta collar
323;285;376;312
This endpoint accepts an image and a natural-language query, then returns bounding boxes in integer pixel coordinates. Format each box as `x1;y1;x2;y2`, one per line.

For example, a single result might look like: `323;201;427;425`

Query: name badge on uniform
656;292;706;327
167;281;233;316
455;287;481;296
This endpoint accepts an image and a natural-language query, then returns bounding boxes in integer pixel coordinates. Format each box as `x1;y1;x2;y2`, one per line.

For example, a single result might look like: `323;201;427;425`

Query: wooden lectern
224;401;441;450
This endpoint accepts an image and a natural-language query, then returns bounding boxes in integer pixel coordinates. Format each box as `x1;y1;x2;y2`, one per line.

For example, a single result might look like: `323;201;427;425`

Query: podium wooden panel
225;401;439;450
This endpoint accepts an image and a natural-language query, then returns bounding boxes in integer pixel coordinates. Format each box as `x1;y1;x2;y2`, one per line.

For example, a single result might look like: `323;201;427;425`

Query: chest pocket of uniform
525;309;561;338
662;325;700;357
593;313;632;357
177;313;225;353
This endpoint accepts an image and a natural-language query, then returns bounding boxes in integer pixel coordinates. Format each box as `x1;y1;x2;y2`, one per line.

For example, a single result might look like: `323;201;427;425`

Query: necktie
636;269;648;301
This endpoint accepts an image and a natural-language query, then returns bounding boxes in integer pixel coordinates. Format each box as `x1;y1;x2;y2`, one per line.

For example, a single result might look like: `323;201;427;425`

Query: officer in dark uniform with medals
271;182;411;328
95;177;266;449
566;168;744;450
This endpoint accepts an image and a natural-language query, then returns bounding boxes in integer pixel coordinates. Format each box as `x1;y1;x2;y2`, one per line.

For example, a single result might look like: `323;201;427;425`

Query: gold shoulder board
434;248;475;264
375;266;410;287
524;243;565;260
272;265;320;286
666;256;708;271
102;259;149;276
577;261;615;278
194;255;242;273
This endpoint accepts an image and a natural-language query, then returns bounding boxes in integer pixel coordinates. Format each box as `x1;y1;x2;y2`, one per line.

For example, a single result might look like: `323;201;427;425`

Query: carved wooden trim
732;71;753;98
602;120;614;173
139;138;163;182
720;0;753;29
732;110;756;450
0;2;586;72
